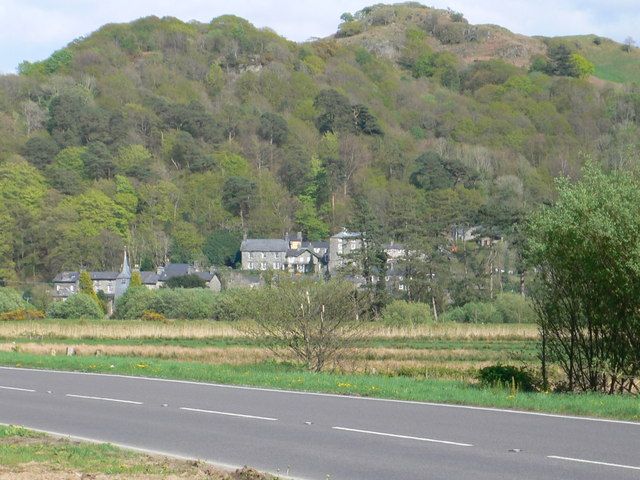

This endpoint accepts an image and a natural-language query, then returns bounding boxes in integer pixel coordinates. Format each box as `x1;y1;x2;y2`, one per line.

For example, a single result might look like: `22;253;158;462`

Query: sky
0;0;638;73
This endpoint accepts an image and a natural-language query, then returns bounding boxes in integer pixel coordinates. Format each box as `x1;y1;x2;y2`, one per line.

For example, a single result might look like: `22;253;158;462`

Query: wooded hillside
1;2;639;295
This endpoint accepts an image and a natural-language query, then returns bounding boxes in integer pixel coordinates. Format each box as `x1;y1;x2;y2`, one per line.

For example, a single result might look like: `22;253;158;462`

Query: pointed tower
115;247;131;298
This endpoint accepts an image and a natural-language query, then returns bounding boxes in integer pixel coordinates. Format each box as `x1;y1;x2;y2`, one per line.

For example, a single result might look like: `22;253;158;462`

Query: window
248;262;254;269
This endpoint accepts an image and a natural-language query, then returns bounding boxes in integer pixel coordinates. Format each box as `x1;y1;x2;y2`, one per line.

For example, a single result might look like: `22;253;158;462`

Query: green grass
0;425;178;475
0;424;273;479
556;34;640;83
1;351;638;422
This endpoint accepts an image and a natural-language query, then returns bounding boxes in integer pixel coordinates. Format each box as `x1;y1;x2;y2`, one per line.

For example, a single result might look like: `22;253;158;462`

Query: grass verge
0;424;274;479
1;351;638;422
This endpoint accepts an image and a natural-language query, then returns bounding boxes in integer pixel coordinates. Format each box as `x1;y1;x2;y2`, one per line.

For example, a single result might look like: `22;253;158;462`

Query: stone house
52;250;131;315
240;239;289;271
53;254;221;315
328;230;362;272
240;233;328;274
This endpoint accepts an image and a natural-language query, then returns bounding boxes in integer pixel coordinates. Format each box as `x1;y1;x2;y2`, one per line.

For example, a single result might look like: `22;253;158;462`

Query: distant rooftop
240;239;289;252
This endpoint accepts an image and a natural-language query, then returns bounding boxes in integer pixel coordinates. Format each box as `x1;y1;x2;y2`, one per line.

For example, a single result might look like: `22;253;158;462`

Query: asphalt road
0;366;638;480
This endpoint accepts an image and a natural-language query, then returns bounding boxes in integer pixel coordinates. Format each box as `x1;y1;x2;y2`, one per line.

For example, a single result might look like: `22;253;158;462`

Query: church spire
118;247;131;279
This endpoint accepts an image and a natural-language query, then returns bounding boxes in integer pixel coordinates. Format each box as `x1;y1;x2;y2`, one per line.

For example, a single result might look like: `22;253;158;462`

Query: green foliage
381;300;433;326
526;164;640;392
22;136;60;169
114;287;227;319
570;53;595;78
257;113;288;146
0;7;635;299
494;293;536;324
478;364;536;392
78;271;94;296
442;301;501;323
130;271;143;287
165;274;207;289
222;176;257;217
46;147;87;194
337;20;364;38
48;294;104;319
203;230;241;266
0;288;29;313
314;90;382;136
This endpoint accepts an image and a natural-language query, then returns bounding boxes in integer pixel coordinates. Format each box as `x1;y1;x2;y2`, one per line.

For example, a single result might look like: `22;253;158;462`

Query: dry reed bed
0;342;530;380
0;343;275;365
0;321;538;341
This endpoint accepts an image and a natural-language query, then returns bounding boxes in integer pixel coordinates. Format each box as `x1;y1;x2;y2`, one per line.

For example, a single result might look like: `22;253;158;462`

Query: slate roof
195;272;216;282
240;239;288;252
140;271;159;285
302;241;329;250
158;263;192;281
53;272;79;283
53;271;119;282
286;248;322;259
331;230;361;239
91;271;119;280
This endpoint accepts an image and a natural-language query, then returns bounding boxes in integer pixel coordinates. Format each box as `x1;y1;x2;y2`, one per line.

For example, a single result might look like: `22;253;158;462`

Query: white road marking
65;394;142;405
1;366;638;427
0;385;35;392
332;426;473;447
548;455;640;471
179;407;277;421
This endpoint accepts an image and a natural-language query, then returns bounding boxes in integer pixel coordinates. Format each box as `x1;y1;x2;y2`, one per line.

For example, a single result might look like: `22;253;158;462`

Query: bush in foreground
478;364;537;392
48;294;104;319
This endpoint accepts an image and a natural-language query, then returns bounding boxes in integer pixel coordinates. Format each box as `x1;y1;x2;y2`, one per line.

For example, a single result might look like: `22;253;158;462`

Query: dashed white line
0;385;35;392
548;455;640;471
2;366;638;427
65;394;143;405
179;407;277;421
332;426;473;447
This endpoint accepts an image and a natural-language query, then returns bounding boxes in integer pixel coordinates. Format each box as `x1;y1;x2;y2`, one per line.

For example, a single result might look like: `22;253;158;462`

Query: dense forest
1;3;639;305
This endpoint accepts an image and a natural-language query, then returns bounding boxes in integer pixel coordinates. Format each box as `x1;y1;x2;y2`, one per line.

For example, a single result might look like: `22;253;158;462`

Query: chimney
285;232;290;243
156;265;165;276
296;231;302;241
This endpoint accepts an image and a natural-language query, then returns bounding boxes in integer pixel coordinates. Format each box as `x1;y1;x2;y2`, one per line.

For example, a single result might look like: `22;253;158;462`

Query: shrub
494;293;536;323
442;301;501;323
337;20;364;38
210;289;261;321
114;287;218;320
0;309;46;321
165;274;206;289
381;300;433;326
0;288;29;313
141;310;166;322
48;294;104;319
478;364;537;392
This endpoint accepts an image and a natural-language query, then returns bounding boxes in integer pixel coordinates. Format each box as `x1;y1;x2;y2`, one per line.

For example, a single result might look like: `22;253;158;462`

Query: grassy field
558;34;640;83
0;319;638;421
0;424;273;479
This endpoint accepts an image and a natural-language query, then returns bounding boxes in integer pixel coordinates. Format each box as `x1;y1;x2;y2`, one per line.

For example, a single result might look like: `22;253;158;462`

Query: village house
52;250;132;315
240;233;327;274
53;251;221;314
